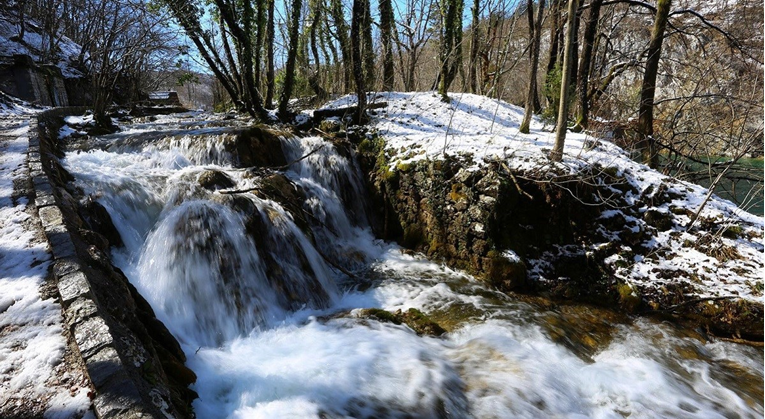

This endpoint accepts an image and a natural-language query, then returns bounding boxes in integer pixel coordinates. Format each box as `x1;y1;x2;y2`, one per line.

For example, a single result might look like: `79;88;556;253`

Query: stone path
0;118;92;418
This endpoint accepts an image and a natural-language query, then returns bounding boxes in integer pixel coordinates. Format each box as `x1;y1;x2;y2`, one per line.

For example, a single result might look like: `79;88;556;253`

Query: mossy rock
360;308;446;336
616;282;641;313
484;252;527;291
198;170;235;190
230;126;287;168
643;209;673;231
319;118;342;133
721;225;743;239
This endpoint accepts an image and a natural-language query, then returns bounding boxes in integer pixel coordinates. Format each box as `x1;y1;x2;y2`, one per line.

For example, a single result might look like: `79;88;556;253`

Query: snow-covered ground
316;91;764;304
0;16;84;78
0;105;91;417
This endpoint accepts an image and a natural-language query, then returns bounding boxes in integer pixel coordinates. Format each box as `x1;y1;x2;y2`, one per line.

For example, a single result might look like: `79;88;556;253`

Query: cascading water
62;113;763;419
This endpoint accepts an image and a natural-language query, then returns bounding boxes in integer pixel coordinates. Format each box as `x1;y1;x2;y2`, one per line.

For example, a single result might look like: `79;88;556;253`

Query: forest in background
1;0;763;210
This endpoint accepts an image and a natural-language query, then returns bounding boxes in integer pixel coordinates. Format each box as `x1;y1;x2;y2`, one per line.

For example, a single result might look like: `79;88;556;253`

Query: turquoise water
669;157;763;216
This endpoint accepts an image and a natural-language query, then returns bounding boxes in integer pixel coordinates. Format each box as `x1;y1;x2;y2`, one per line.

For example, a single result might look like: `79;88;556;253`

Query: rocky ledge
314;92;764;341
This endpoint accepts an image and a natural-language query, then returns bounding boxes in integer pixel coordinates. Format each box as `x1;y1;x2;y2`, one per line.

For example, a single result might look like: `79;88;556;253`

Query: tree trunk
519;0;546;134
330;0;352;92
351;0;367;124
265;0;275;108
254;0;266;99
636;0;672;168
468;0;480;93
546;0;562;74
278;0;303;119
379;0;395;91
551;0;579;162
308;0;328;101
361;0;376;89
438;0;464;101
573;0;602;131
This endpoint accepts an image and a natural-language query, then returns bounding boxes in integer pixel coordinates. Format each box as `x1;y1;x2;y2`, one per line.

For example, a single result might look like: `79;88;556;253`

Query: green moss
750;281;764;295
396;162;413;172
722;225;743;239
400;308;446;336
616;282;641;312
363;308;401;324
601;166;620;178
359;308;446;336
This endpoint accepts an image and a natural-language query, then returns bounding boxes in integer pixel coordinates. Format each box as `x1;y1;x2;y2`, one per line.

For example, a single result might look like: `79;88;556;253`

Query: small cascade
64;126;343;347
281;135;378;272
246;199;338;311
137;201;278;346
282;135;370;233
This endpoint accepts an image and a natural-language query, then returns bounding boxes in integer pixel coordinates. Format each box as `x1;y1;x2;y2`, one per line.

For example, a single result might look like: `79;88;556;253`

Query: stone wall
31;108;196;418
0;55;70;106
356;137;763;340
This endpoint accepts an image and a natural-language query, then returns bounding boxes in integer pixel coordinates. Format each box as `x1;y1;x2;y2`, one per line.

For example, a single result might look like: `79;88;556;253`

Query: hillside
0;14;84;78
312;91;764;337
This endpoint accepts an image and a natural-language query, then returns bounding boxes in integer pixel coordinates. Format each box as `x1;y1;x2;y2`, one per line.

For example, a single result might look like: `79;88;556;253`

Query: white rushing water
62;117;763;419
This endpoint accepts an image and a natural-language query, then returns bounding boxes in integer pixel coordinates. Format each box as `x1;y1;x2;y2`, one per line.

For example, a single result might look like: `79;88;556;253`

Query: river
62;113;763;418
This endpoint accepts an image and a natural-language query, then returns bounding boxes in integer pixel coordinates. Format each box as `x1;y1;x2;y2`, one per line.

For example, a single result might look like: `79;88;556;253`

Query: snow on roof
317;91;764;303
149;91;174;100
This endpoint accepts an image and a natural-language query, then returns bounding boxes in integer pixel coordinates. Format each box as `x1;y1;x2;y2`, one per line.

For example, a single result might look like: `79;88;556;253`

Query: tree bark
329;0;352;92
637;0;672;168
468;0;480;93
351;0;367;124
519;0;546;134
546;0;562;74
361;0;376;89
265;0;275;108
278;0;303;119
438;0;464;101
551;0;579;161
379;0;395;91
573;0;602;131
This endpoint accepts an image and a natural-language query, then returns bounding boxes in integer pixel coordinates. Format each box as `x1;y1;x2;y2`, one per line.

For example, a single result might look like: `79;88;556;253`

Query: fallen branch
270;144;325;170
316;248;362;281
716;336;764;347
500;161;534;201
651;295;738;314
313;102;387;120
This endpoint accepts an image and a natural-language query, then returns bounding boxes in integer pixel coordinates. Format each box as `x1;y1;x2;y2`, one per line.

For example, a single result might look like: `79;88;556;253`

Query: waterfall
62;117;763;419
137;200;278;346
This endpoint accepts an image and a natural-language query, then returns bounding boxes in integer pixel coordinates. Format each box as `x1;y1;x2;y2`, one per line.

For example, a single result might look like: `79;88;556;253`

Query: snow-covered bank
316;91;763;329
0;112;91;418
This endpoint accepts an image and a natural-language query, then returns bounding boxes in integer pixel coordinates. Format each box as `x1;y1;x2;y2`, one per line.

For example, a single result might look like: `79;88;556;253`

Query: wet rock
359;308;446;336
80;196;123;247
231;126;287;168
80;229;110;251
258;173;311;234
484;252;527;291
198;169;235;190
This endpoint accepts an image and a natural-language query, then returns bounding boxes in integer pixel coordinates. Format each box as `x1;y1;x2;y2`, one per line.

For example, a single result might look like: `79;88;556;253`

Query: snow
0;17;84;78
0;107;91;417
319;91;764;303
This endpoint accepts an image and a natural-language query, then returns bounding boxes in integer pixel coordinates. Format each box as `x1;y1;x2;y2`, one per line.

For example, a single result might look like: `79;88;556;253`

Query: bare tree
551;0;579;161
278;0;303;119
636;0;672;168
519;0;546;134
351;0;367;124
